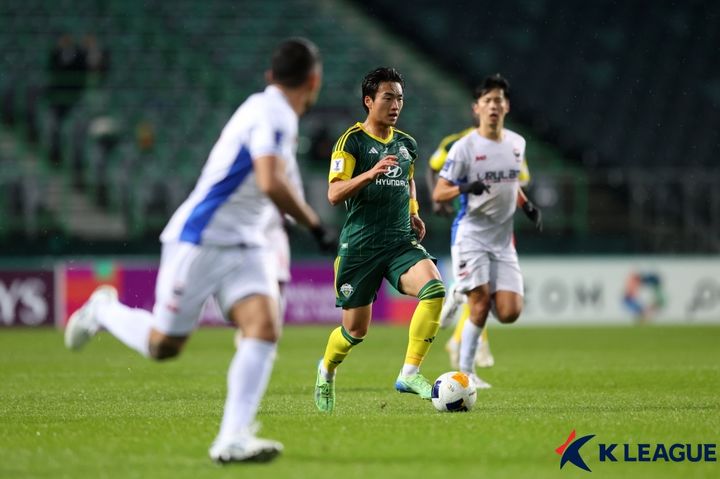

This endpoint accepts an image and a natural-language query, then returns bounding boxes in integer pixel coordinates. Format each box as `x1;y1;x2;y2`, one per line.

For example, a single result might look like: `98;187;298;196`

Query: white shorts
451;244;524;296
152;242;279;335
267;223;290;283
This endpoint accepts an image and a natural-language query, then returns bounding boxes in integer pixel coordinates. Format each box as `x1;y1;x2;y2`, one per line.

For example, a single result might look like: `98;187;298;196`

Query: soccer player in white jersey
64;38;335;464
432;74;540;389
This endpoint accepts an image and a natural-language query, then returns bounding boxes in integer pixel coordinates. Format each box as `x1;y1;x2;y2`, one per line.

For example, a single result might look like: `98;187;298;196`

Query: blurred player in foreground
432;74;541;389
314;67;446;412
65;38;335;464
426;89;540;373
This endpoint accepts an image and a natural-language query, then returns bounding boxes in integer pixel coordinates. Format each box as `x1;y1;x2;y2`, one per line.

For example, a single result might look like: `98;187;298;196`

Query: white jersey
440;128;526;252
161;85;299;247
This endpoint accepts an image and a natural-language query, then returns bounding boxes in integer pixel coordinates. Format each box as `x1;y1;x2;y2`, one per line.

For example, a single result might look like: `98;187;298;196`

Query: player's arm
254;154;335;250
433;176;490;202
327;155;398;205
409;177;426;241
426;142;456;216
516;161;542;231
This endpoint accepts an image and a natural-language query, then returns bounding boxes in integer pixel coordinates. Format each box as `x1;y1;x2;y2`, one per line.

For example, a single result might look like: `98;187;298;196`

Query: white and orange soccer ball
431;371;477;412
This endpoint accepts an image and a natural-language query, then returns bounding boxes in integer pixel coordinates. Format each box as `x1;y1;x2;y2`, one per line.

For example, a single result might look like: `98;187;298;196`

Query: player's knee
495;301;523;324
148;337;184;361
345;325;368;339
418;279;446;301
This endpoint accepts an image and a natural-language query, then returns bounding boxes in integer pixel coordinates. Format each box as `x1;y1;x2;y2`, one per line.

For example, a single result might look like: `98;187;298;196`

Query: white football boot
209;424;283;464
64;285;118;350
467;372;492;390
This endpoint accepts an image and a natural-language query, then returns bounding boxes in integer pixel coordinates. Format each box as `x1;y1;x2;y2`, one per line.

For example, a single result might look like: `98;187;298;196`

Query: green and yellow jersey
329;122;418;256
429;127;531;186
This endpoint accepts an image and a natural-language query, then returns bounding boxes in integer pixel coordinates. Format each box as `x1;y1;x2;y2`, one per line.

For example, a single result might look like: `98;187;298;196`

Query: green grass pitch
1;325;718;479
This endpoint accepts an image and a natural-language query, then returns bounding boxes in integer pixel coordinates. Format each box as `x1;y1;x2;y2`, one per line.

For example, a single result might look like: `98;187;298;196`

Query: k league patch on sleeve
331;157;344;173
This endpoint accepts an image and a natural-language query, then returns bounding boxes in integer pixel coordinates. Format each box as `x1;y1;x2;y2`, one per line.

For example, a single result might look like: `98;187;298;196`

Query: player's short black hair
271;37;321;88
474;73;510;99
361;67;404;113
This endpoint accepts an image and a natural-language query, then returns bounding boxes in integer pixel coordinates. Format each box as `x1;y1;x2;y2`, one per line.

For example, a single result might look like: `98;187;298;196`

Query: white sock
401;364;419;376
320;363;335;382
96;301;152;357
217;338;277;442
459;320;482;373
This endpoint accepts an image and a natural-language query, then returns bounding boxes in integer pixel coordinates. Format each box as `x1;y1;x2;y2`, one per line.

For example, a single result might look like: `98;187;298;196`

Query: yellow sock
452;304;470;343
322;326;362;374
404;280;445;366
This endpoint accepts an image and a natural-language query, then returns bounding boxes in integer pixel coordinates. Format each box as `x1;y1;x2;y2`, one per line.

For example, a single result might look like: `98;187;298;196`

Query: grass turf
1;325;718;479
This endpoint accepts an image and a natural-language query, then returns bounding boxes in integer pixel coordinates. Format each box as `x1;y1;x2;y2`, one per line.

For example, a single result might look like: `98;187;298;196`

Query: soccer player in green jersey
314;67;446;412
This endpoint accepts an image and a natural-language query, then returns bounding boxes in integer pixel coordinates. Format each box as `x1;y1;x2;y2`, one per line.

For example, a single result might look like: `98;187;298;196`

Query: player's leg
446;303;469;369
391;252;445;399
459;285;493;389
454;249;492;388
491;291;523;323
475;323;495;368
210;247;283;463
488;250;524;324
64;242;207;359
315;255;382;412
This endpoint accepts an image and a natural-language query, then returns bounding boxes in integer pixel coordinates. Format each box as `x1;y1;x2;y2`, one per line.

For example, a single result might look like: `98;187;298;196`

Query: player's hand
458;177;491;195
432;201;455;217
522;200;543;232
410;214;426;241
310;224;338;254
368;155;398;179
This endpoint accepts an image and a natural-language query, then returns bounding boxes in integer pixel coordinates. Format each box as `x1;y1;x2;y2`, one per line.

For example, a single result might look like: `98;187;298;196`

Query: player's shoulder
503;128;526;145
393;127;417;147
333;122;364;150
451;129;477;150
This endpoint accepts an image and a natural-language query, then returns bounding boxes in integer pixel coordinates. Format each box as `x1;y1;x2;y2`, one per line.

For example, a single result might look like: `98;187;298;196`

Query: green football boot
314;361;335;413
395;372;433;399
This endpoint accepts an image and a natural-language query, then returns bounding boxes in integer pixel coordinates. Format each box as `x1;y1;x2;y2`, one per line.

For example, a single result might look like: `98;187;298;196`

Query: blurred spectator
309;126;333;166
47;34;86;166
82;34;111;88
136;119;156;153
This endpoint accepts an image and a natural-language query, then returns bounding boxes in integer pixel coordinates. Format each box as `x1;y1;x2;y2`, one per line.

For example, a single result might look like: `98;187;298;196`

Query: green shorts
333;241;436;308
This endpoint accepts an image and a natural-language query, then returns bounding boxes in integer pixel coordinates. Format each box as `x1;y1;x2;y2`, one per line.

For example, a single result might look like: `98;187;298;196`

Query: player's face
366;81;403;127
473;88;508;128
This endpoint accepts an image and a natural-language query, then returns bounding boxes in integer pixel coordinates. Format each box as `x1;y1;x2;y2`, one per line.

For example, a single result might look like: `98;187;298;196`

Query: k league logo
555;429;718;472
556;429;595;472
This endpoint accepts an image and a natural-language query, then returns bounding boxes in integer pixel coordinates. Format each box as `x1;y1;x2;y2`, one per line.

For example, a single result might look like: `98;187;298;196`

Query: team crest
398;146;410;160
513;148;521;161
340;283;354;298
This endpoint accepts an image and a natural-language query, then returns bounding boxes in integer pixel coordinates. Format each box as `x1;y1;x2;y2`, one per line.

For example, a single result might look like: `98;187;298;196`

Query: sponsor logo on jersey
385;164;403;178
331;158;344;173
369;147;379;154
475;155;487;161
483;169;521;183
398;145;410;160
340;283;354;298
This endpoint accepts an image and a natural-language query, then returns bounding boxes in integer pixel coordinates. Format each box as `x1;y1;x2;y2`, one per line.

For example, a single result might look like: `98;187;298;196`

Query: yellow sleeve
409;163;415;180
519;158;531;186
328;150;357;182
428;147;448;172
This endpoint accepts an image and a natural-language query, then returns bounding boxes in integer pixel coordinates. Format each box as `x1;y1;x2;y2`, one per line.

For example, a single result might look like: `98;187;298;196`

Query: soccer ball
431;371;477;412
